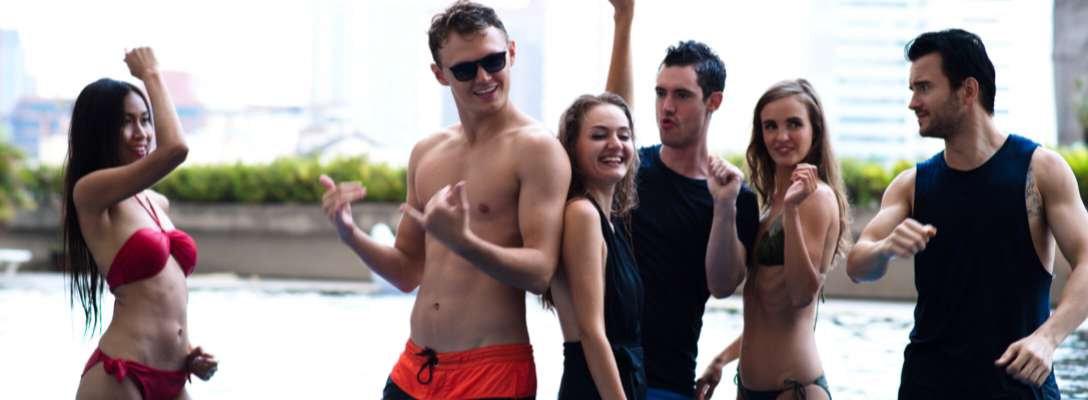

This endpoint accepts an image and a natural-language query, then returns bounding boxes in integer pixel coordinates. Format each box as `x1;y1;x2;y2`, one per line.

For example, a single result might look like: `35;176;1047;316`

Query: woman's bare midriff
738;264;825;391
96;259;190;372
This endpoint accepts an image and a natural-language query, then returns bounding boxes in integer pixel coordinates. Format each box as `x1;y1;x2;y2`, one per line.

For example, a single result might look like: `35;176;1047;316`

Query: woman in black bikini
711;79;851;400
544;93;644;400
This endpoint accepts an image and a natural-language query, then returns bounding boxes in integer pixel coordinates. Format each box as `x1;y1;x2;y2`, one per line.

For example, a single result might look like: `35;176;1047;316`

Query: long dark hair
745;79;851;259
63;78;151;334
542;93;639;309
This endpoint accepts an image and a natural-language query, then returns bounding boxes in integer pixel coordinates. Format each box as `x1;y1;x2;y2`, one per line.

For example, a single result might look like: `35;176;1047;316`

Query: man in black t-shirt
601;5;760;398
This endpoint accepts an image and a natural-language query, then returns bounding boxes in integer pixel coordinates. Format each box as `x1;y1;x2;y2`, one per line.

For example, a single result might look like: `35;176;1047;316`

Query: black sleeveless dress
557;197;646;400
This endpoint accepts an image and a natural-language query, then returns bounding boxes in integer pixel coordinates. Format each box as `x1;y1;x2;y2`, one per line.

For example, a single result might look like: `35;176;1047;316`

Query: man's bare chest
414;149;521;222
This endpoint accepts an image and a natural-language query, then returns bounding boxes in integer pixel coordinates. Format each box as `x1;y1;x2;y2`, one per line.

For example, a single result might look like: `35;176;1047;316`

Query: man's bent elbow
846;257;879;283
389;267;424;293
394;281;421;293
391;274;422;293
525;277;551;296
708;280;738;299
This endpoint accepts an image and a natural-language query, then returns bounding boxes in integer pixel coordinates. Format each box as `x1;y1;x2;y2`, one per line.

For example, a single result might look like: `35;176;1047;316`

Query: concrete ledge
0;203;1074;304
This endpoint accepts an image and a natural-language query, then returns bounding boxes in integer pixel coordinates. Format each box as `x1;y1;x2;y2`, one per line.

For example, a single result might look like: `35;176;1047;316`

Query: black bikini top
754;214;785;266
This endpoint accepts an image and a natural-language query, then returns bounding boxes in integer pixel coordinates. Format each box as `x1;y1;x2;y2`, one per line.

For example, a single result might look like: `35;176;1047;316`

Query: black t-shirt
631;145;759;398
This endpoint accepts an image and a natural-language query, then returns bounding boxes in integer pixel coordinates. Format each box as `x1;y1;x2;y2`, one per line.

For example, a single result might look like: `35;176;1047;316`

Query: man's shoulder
412;126;460;153
508;123;565;158
507;121;556;144
638;145;661;163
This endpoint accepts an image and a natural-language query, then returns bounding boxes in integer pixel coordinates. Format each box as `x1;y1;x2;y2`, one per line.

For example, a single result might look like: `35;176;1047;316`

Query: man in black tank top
846;29;1088;399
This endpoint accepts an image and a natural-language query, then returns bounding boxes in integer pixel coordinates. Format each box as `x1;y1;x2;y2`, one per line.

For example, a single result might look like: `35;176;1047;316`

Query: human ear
431;64;450;86
706;91;724;113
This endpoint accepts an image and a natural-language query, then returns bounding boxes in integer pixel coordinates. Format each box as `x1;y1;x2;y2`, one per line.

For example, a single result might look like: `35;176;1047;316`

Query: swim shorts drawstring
415;348;439;385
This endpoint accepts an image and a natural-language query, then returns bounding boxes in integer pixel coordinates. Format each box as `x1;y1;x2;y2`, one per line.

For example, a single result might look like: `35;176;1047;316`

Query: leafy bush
0;140;33;220
1058;146;1088;204
840;158;914;208
20;164;63;206
21;149;1088;208
152;156;407;203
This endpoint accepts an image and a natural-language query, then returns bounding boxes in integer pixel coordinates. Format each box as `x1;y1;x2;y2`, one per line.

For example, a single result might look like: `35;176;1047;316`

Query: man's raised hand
707;155;744;204
320;174;367;240
401;181;472;253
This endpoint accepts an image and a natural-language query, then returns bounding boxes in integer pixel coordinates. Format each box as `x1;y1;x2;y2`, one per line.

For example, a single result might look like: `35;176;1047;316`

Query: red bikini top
105;195;198;292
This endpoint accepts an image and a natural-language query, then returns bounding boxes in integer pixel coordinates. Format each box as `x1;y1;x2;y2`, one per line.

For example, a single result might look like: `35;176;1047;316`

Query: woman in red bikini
65;47;217;400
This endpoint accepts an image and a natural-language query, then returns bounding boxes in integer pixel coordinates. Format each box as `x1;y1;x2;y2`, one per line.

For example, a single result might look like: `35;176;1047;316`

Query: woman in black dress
544;92;644;400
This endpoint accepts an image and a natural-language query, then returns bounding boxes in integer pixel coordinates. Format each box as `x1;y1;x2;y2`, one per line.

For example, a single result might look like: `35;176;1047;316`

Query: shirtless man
603;3;761;400
319;2;570;399
847;29;1088;399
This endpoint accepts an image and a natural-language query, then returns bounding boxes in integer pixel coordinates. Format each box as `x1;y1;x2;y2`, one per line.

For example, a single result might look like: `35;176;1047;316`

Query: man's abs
409;251;531;352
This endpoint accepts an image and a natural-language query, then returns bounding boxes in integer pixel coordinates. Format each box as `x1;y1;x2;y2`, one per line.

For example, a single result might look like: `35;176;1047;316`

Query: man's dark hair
428;1;508;66
905;28;996;115
660;41;726;103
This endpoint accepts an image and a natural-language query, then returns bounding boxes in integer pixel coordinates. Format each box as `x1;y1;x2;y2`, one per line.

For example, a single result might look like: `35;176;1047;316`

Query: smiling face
431;26;513;116
655;65;711;148
908;52;964;139
118;91;152;165
760;95;813;168
574;104;634;191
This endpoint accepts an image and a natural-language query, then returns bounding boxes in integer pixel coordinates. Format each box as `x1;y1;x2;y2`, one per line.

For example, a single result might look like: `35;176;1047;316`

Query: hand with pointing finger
401;181;473;253
320;174;367;240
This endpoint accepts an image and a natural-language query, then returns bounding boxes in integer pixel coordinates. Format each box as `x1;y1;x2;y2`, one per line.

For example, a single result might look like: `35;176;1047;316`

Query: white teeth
600;157;622;164
474;86;497;95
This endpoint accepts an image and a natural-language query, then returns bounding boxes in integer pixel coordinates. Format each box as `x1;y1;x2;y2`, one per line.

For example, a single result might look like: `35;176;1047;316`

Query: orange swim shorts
388;339;536;400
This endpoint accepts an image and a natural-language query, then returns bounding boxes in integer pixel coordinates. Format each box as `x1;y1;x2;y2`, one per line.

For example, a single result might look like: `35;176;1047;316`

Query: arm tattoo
1026;166;1043;217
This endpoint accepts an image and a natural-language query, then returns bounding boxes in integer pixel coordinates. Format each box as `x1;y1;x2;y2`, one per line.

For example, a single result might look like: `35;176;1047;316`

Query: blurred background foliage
151;156;407;203
12;147;1088;209
0;135;33;221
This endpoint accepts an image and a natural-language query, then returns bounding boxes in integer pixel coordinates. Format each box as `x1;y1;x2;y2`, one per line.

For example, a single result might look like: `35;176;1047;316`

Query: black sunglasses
445;51;507;82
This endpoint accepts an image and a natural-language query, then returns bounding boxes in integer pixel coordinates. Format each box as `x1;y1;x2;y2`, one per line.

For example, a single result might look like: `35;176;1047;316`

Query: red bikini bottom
82;348;189;400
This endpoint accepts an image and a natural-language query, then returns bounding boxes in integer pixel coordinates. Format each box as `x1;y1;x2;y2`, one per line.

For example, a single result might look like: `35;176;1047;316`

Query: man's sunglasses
445;51;507;82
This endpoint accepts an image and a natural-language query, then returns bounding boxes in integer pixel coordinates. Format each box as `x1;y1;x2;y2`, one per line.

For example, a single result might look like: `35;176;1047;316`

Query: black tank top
558;197;646;400
588;197;644;342
903;134;1059;398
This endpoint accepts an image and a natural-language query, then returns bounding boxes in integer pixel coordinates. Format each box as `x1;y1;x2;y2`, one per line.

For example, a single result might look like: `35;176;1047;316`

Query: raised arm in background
605;0;634;107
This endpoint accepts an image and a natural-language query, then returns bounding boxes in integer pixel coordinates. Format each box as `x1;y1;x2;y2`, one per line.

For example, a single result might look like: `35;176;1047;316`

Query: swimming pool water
1;273;1085;399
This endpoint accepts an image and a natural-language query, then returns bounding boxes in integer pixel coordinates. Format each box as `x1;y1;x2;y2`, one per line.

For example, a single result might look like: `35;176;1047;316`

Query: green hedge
0;140;33;220
18;147;1088;207
20;156;407;205
152;156;407;203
